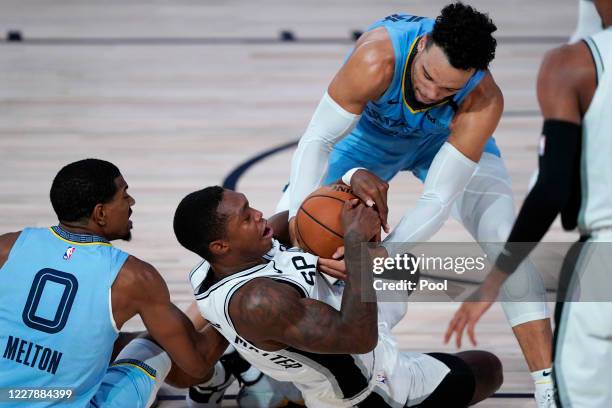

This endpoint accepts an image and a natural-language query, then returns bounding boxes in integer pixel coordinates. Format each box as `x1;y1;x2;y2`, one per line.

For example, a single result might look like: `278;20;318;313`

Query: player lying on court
276;3;555;405
447;1;612;406
0;159;227;408
173;185;503;407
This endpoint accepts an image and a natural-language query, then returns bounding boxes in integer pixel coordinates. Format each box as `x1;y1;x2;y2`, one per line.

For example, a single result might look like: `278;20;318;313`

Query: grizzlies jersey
191;240;449;407
0;226;128;406
328;14;500;183
580;28;612;233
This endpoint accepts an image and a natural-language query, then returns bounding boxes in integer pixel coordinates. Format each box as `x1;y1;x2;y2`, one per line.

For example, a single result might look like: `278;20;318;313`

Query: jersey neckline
49;225;111;246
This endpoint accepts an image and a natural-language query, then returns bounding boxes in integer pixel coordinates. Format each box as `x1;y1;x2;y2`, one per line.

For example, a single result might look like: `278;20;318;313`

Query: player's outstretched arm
286;29;394;219
113;256;228;379
445;44;593;348
231;200;381;354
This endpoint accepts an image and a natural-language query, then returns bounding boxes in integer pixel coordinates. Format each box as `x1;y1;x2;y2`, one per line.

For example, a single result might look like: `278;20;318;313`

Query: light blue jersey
325;13;500;183
0;226;128;406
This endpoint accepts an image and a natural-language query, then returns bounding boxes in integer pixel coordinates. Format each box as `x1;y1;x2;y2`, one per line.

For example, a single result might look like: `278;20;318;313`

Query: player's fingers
454;317;467;349
318;257;346;271
318;264;341;278
332;246;345;259
372;186;389;231
344;198;360;210
467;321;478;347
444;314;460;344
318;262;347;280
357;191;375;208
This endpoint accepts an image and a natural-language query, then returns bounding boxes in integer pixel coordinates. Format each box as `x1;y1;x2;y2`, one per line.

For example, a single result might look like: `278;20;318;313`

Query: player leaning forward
0;159;226;407
276;2;555;406
175;186;502;407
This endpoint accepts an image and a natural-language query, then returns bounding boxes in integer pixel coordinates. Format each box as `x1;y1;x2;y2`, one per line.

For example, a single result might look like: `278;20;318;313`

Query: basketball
294;184;358;258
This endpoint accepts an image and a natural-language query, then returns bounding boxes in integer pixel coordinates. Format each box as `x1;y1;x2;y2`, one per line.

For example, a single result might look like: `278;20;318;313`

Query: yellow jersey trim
49;228;113;247
111;362;156;380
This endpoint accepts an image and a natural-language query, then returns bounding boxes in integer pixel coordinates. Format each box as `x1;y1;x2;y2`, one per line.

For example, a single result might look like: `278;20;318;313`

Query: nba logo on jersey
63;246;76;260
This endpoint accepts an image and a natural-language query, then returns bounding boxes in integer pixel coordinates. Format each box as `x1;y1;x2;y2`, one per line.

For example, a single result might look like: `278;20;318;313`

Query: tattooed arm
229;199;380;354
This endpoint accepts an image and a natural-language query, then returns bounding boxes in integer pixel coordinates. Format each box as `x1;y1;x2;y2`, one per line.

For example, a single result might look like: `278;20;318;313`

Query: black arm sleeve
495;120;582;275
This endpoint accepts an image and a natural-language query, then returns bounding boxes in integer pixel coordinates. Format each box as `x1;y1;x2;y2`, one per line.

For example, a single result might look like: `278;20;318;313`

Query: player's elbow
417;194;451;227
363;331;379;353
350;327;378;354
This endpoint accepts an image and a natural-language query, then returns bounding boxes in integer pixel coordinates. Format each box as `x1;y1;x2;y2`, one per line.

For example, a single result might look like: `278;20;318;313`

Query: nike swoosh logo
387;100;399;105
543;370;551;376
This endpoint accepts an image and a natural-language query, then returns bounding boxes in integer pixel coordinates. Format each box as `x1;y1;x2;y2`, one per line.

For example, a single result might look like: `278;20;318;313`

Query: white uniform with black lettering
554;28;612;408
191;240;449;408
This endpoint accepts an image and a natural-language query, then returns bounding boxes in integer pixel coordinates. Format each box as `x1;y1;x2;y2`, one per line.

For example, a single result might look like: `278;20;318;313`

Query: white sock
241;366;262;384
188;362;235;408
532;368;555;408
198;361;229;388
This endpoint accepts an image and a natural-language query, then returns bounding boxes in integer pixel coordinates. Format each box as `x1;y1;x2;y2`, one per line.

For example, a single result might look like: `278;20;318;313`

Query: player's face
593;0;611;24
219;190;274;258
102;176;135;241
412;36;474;105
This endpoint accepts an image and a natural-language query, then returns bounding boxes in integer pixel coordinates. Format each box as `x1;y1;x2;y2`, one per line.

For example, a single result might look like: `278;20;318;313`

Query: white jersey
190;240;449;408
580;28;612;233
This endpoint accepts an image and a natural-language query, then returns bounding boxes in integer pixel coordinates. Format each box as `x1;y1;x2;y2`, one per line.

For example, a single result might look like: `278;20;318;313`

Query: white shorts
554;230;612;407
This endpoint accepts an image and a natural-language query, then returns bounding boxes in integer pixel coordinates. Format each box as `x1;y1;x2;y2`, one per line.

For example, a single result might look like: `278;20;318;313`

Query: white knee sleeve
114;338;172;408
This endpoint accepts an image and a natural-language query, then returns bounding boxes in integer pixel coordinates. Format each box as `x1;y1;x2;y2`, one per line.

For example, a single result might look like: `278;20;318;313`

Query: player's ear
92;203;107;226
418;34;428;52
209;239;229;257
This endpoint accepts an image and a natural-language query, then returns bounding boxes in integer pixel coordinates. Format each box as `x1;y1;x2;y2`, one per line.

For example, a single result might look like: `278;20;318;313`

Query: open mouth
262;224;273;239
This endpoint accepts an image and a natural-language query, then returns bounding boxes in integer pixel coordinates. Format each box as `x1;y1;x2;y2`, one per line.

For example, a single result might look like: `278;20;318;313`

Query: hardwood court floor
0;0;582;406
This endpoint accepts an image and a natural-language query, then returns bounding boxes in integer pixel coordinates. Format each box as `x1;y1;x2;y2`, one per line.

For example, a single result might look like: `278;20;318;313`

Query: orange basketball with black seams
294;184;357;259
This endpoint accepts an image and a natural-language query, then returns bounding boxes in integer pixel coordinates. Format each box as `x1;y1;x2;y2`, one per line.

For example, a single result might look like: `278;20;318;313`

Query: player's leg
554;237;612;407
184;361;234;407
111;331;144;362
91;337;172;408
224;347;303;408
179;302;303;407
181;345;303;408
449;152;555;405
412;351;502;407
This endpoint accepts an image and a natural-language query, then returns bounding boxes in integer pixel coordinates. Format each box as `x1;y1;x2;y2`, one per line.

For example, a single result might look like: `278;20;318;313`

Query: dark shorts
412;353;476;408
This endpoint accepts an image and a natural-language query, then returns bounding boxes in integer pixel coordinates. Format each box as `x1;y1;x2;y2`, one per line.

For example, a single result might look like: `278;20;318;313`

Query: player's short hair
173;186;227;260
50;158;121;223
430;2;497;70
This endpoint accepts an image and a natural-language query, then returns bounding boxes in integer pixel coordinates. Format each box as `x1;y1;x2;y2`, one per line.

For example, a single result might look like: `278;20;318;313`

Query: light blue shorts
324;121;501;184
90;360;157;408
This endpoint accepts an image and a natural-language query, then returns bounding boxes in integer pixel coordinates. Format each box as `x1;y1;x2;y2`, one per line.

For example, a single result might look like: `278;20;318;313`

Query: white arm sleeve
287;92;361;217
382;142;478;257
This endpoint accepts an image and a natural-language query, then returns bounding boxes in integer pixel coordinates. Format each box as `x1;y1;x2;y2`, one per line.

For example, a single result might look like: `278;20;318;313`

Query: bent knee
457;350;503;393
